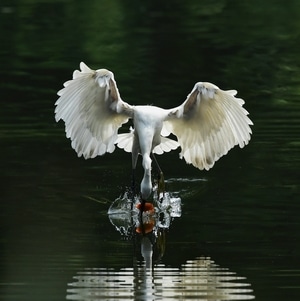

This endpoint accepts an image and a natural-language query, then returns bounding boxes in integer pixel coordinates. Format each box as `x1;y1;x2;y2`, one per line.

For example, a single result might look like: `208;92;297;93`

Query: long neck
140;154;152;200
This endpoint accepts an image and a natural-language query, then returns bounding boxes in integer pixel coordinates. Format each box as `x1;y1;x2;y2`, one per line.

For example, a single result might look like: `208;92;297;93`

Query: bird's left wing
55;62;133;159
164;82;253;170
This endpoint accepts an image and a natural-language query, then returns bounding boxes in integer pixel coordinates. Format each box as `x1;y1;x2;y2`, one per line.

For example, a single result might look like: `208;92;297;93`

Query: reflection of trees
3;0;300;110
2;0;300;90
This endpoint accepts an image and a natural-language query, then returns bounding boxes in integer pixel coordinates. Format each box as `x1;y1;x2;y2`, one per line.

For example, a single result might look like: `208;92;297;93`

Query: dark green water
1;1;300;300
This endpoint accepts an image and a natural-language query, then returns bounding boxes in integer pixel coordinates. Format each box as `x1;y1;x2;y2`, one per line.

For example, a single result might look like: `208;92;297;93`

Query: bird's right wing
164;82;253;170
55;62;133;159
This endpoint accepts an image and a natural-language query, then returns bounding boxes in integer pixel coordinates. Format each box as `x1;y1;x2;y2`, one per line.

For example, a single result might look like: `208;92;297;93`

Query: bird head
95;69;114;88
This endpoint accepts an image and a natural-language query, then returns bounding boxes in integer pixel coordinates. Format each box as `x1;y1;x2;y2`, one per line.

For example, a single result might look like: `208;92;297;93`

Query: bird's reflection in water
66;188;255;301
66;257;255;300
108;186;181;265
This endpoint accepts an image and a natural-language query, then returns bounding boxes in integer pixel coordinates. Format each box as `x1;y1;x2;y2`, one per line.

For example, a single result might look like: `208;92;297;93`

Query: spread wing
55;62;133;159
165;82;253;170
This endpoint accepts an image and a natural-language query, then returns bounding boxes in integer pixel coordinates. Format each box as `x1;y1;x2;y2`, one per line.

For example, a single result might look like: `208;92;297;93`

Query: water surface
1;1;300;300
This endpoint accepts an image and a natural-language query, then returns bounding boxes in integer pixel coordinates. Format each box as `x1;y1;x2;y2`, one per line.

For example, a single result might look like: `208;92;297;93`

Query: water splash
107;190;182;237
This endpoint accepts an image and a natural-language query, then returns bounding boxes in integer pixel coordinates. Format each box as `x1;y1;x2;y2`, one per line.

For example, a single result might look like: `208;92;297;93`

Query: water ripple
66;257;254;300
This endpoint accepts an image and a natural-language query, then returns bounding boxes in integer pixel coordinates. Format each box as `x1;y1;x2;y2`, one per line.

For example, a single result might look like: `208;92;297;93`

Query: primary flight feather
55;62;253;199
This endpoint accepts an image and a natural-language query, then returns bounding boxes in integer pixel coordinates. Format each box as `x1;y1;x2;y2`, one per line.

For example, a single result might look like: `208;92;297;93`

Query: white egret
55;62;253;201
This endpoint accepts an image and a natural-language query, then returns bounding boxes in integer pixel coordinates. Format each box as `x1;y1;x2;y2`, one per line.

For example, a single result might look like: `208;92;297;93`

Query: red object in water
136;202;155;213
135;202;155;234
135;221;155;234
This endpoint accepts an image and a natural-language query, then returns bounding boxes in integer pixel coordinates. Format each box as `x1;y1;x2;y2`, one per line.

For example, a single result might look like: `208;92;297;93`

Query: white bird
55;62;253;201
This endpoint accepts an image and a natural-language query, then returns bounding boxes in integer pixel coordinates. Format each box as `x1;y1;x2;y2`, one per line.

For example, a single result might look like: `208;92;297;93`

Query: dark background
1;1;300;300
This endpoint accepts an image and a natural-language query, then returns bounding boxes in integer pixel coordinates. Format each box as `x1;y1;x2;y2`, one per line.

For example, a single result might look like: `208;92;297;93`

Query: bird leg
131;169;137;194
130;169;136;210
151;153;165;199
131;143;139;203
157;171;165;199
151;153;162;174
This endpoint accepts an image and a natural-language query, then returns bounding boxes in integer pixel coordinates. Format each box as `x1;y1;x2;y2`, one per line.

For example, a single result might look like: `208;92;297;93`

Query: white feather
165;82;253;170
55;63;133;159
55;63;253;199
